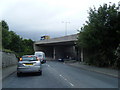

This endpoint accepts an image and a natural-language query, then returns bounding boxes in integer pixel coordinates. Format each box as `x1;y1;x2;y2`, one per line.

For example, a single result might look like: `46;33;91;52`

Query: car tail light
36;57;40;61
20;58;22;61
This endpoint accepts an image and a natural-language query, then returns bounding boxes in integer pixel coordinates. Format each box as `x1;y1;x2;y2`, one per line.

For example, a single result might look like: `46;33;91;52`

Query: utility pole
62;21;70;36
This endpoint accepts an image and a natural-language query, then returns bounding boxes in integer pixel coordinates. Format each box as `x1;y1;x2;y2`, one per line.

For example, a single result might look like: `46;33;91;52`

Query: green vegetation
114;44;120;69
0;21;2;50
77;3;120;68
1;20;34;57
2;49;15;53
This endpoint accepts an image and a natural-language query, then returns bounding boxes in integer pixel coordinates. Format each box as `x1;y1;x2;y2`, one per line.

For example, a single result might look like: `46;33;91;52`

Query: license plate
25;63;33;65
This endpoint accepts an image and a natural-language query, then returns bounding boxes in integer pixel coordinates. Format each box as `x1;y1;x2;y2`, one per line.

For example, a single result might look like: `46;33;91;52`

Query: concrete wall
2;51;17;79
0;51;2;68
0;51;2;89
2;52;17;68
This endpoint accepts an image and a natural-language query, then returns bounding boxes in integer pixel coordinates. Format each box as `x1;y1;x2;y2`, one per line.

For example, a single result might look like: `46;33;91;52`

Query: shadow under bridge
34;34;80;60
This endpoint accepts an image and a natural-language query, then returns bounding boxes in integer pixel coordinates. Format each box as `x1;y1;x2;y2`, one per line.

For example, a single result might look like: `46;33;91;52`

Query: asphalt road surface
2;61;118;88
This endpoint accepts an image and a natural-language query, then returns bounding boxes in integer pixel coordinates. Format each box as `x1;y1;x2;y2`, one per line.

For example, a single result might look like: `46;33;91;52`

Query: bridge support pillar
81;48;84;62
53;47;56;60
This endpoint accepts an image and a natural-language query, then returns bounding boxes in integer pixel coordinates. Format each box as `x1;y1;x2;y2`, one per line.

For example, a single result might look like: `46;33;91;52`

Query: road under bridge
34;34;83;61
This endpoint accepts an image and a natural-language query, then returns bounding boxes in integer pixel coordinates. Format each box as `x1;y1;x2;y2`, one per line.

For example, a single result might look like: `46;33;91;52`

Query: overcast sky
0;0;118;40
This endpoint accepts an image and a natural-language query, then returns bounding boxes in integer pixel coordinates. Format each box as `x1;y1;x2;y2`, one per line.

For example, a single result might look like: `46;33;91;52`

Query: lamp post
62;21;70;36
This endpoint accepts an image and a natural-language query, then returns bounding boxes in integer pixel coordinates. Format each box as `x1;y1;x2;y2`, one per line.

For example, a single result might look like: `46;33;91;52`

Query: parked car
17;55;42;77
34;51;46;64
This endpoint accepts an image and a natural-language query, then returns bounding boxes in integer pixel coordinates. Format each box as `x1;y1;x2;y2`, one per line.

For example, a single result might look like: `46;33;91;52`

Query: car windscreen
35;54;42;57
22;57;37;61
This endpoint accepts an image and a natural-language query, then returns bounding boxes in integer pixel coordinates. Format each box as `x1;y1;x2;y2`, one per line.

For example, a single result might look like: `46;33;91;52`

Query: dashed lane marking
69;82;74;86
46;64;75;87
59;74;74;87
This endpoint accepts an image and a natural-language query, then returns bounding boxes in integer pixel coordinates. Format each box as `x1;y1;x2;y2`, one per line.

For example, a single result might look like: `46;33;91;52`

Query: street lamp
62;21;70;36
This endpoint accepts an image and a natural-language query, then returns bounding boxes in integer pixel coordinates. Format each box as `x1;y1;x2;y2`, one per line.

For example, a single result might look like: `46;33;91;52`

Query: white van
34;51;46;63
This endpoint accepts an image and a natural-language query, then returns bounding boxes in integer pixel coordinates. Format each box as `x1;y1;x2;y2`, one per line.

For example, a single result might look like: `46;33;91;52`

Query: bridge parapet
35;34;78;44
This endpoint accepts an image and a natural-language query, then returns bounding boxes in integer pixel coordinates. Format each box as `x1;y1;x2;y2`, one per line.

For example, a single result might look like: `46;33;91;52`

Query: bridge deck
35;34;78;45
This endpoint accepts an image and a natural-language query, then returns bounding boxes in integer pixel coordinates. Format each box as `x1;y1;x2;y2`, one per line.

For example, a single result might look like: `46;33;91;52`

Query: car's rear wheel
17;73;21;77
38;71;42;75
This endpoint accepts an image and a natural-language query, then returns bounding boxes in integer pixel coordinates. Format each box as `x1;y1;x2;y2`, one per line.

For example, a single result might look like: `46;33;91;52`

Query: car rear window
35;53;42;57
22;56;37;61
37;55;42;57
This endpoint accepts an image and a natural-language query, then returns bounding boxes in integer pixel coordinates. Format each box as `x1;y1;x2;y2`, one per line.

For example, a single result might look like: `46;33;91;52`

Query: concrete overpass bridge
34;34;83;61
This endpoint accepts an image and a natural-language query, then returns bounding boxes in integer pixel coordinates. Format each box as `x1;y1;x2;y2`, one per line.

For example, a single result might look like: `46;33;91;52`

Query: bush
77;3;119;68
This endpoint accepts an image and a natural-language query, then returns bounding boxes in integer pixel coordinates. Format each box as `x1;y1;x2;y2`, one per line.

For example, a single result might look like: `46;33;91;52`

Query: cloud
1;0;118;40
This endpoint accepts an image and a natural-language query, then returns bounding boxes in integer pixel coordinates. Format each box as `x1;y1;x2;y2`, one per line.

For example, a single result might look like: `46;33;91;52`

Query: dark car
58;58;64;62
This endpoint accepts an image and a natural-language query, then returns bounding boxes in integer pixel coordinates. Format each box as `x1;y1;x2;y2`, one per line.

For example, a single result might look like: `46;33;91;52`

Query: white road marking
46;64;50;67
59;74;74;87
69;83;74;86
59;74;66;80
64;78;67;80
46;64;74;87
47;65;50;67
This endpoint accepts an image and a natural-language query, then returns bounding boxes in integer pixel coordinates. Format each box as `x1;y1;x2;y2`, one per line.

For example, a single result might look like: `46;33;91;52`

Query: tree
114;44;120;69
77;3;120;67
21;39;34;56
2;20;11;49
1;20;34;57
8;31;21;52
0;21;2;50
2;20;9;30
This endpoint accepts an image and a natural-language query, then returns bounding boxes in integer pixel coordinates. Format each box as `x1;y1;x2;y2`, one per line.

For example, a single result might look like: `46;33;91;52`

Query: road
3;61;118;88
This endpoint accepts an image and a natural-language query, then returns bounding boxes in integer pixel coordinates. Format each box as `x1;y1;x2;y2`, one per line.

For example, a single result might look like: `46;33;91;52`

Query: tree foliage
1;20;34;57
0;23;1;50
77;3;120;68
2;20;11;49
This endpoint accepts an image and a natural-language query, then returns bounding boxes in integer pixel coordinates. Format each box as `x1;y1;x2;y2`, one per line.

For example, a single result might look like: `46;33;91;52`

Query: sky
0;0;118;40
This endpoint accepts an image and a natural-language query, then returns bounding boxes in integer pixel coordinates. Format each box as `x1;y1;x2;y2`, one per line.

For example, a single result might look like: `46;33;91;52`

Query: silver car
17;55;42;76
